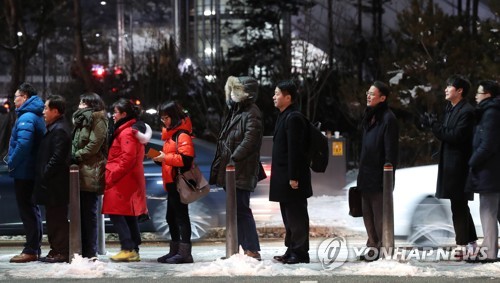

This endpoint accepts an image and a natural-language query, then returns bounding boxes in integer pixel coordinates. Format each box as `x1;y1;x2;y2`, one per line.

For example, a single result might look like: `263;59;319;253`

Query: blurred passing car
345;164;481;247
0;132;226;240
0;132;349;240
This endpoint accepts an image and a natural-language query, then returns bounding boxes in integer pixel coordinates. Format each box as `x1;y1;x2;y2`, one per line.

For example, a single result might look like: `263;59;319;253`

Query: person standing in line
34;95;72;263
422;75;478;259
154;101;195;264
269;80;311;264
210;76;264;260
357;81;399;261
102;98;151;262
71;92;108;259
7;83;46;263
466;80;500;263
0;100;16;158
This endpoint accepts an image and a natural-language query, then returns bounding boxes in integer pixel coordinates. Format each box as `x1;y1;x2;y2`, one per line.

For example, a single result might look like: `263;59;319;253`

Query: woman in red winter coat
153;101;195;264
102;98;151;262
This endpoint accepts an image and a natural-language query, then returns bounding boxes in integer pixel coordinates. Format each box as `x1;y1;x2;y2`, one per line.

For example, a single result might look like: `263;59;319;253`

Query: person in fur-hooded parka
209;76;264;259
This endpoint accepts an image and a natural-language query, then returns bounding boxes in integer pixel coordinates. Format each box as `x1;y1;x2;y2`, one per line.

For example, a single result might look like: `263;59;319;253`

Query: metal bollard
382;163;394;257
69;164;82;262
97;195;106;255
225;164;238;258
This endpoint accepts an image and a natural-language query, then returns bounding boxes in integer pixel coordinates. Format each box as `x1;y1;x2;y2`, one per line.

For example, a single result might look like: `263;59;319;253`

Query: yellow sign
332;141;343;156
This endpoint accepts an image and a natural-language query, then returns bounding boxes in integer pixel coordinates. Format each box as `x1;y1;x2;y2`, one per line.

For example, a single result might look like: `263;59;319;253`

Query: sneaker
110;250;140;262
244;250;261;261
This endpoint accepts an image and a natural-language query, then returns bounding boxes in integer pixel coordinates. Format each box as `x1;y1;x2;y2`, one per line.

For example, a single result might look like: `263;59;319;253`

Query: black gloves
420;112;437;128
71;154;79;165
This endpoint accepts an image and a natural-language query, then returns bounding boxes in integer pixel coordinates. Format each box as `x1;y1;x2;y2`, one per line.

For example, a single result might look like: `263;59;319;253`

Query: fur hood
134;122;152;144
225;76;258;104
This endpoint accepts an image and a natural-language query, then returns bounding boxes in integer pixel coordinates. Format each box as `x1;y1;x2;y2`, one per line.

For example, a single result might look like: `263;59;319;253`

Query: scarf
362;101;388;130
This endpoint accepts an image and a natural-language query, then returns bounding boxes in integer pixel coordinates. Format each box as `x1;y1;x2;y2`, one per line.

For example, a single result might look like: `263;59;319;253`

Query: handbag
176;163;210;204
348;186;363;217
174;130;210;204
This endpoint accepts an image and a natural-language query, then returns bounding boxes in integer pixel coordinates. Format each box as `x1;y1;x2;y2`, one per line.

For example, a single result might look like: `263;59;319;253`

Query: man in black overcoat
269;80;312;264
424;75;478;258
357;81;399;261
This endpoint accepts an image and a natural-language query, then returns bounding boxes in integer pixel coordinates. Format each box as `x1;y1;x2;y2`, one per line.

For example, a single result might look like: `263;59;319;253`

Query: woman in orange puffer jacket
153;101;195;264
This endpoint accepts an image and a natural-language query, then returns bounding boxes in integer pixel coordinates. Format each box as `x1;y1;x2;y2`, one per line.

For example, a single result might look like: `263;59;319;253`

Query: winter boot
165;243;194;264
157;241;180;263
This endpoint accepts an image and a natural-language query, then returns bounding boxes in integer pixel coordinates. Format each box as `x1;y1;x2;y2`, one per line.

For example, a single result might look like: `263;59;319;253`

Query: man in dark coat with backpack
357;81;399;261
269;80;312;264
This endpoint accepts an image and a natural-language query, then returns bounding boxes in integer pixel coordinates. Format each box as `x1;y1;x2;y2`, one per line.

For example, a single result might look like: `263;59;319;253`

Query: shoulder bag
174;132;210;204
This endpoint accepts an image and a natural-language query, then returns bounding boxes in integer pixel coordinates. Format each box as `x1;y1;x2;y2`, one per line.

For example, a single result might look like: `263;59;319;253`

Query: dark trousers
279;199;309;259
109;215;141;251
236;189;260;251
450;197;478;245
45;205;69;256
80;191;98;258
167;187;191;243
361;191;383;248
14;179;42;255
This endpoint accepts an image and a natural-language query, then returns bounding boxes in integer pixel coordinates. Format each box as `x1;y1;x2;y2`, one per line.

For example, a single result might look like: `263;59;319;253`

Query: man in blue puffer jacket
7;83;46;263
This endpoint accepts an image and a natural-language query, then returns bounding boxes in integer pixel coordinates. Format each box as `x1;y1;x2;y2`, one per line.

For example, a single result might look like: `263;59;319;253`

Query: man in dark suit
34;95;71;263
269;80;312;264
424;75;478;259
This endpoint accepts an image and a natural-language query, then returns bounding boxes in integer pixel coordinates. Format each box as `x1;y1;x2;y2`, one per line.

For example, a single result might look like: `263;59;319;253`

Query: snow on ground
254;192;365;235
1;190;499;280
2;244;500;280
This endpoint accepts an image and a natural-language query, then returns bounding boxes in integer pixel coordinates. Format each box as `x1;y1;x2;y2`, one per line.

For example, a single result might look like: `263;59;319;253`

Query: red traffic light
91;64;106;78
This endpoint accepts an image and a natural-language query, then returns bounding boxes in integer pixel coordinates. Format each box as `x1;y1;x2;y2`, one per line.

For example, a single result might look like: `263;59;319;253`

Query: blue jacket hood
16;95;44;117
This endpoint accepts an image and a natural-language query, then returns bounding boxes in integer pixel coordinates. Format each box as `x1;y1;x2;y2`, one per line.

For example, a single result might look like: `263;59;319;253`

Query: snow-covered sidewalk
1;239;500;280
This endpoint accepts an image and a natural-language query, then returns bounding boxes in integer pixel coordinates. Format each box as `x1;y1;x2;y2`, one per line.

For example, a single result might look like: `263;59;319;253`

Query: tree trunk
465;0;471;33
472;0;479;36
282;10;292;78
73;0;94;92
357;0;363;84
328;0;334;68
5;0;23;97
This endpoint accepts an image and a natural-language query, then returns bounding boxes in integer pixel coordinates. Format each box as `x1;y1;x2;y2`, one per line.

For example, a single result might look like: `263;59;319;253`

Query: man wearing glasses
7;83;46;263
357;81;399;261
465;80;500;262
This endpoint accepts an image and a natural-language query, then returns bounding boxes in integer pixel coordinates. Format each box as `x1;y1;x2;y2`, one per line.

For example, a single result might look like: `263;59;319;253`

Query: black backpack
288;112;329;173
